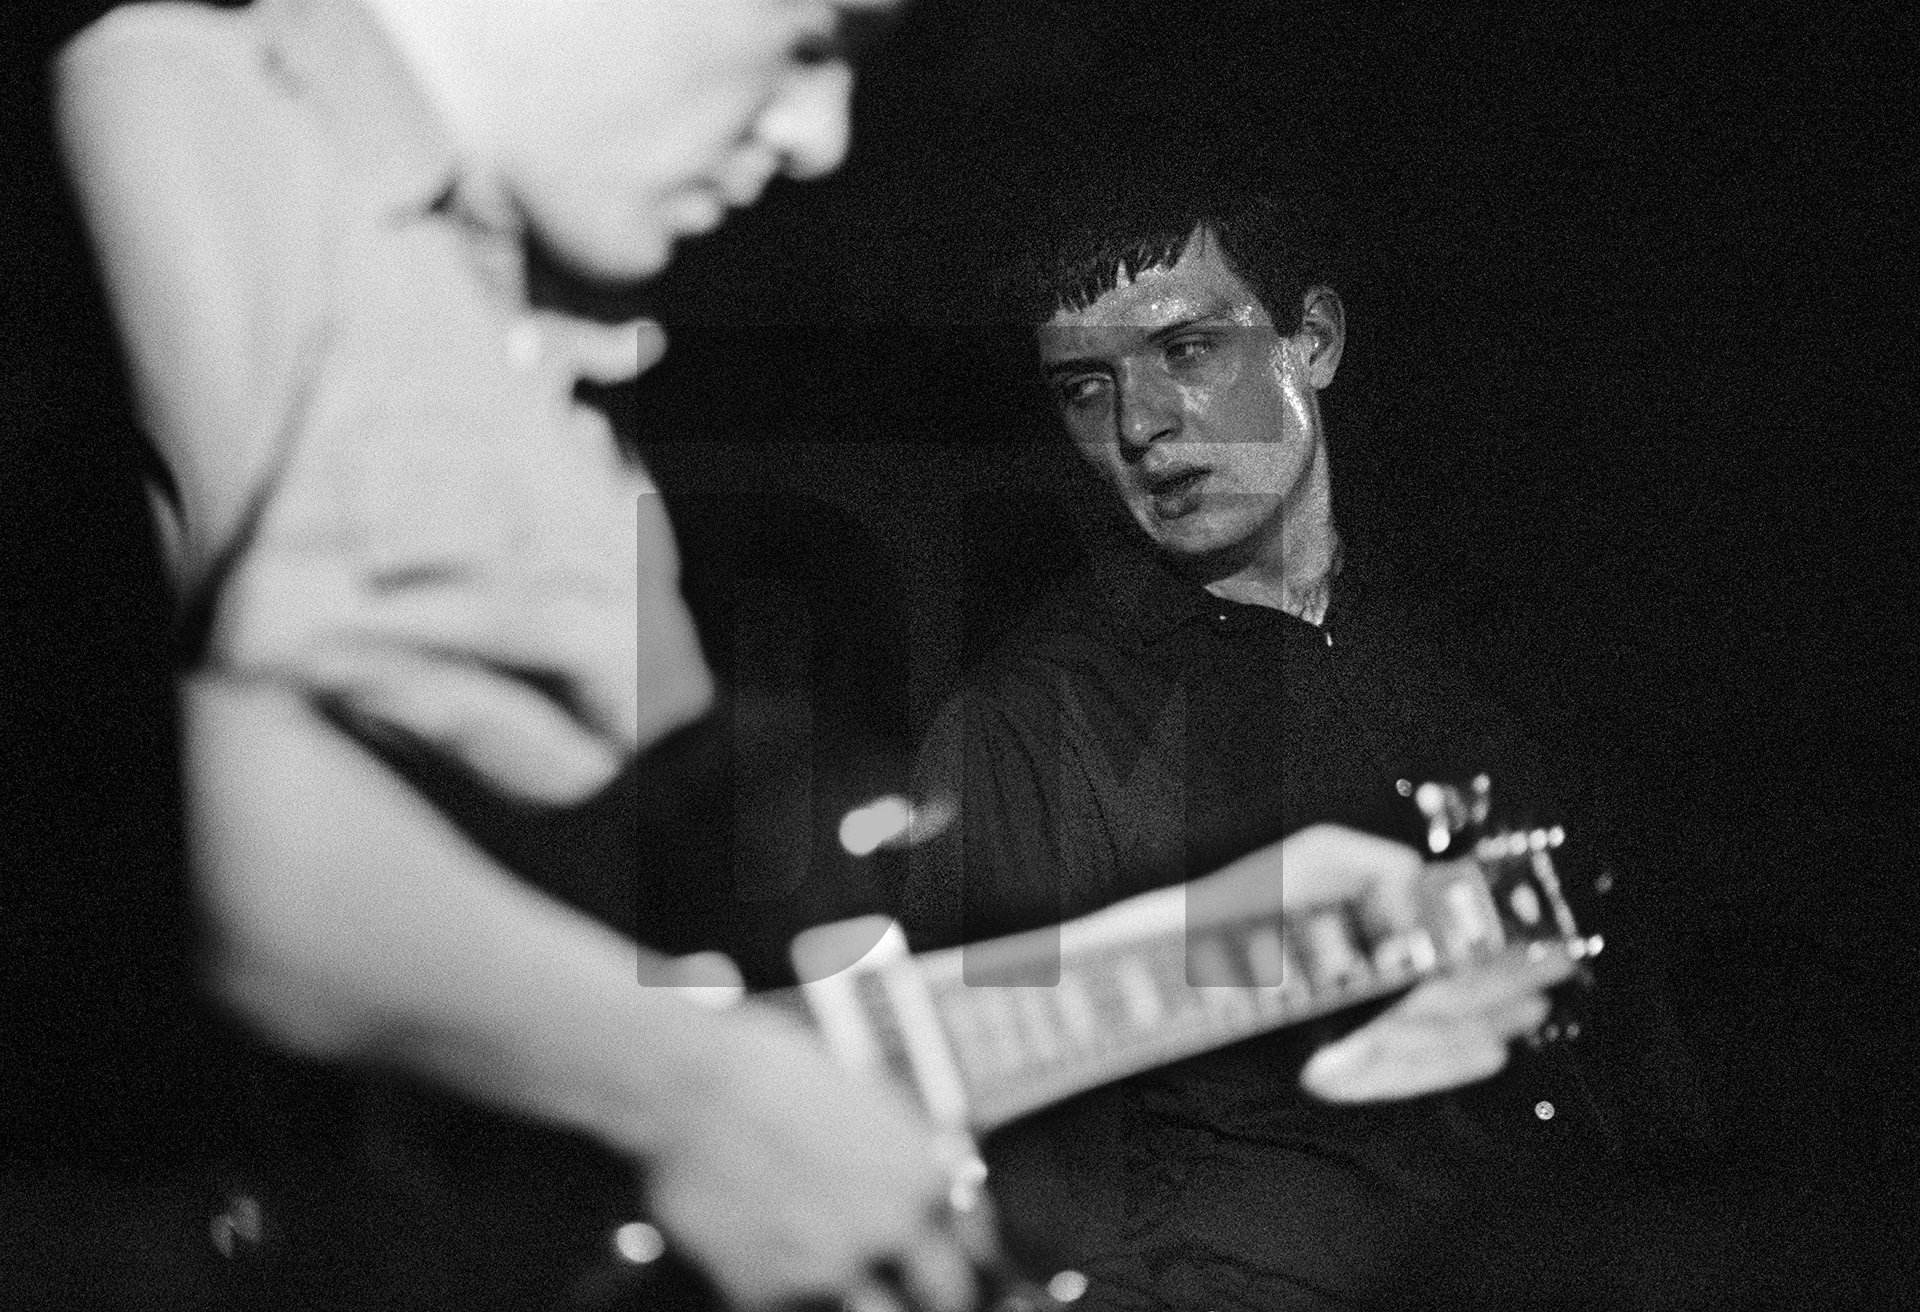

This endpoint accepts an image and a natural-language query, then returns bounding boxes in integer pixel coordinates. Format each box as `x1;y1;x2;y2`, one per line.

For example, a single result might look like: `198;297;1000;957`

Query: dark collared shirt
903;521;1638;1310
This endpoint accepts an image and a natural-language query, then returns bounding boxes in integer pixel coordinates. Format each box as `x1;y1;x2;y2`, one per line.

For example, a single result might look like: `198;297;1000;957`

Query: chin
1145;510;1242;558
1149;526;1233;561
537;216;676;287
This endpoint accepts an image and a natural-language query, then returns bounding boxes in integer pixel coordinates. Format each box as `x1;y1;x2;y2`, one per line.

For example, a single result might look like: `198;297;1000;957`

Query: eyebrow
1041;299;1242;379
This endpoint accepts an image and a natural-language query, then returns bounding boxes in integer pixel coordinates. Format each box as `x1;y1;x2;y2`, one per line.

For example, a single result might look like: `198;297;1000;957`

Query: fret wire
878;956;973;1129
1013;987;1063;1064
851;970;916;1089
1054;970;1100;1048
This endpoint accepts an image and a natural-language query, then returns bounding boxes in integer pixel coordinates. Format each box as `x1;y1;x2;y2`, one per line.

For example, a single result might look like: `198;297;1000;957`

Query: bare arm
184;675;977;1312
183;675;701;1136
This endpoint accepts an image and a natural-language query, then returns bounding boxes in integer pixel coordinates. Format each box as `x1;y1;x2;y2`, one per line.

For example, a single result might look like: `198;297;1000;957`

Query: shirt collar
1083;512;1359;644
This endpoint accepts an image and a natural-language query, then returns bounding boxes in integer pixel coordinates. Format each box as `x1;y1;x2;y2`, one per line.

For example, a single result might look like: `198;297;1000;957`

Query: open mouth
1145;467;1207;516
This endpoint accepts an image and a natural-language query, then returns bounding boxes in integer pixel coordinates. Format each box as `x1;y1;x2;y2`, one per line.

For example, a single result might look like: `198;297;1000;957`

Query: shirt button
1046;1271;1089;1303
1534;1100;1556;1121
611;1221;667;1265
208;1191;265;1258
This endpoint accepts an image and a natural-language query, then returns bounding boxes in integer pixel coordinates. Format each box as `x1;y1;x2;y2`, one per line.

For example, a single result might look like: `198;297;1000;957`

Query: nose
1116;363;1181;455
758;61;857;181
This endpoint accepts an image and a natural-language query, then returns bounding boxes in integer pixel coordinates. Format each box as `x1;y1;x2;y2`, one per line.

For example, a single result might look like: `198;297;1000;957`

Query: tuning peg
1470;774;1493;825
1413;776;1497;854
1412;782;1457;854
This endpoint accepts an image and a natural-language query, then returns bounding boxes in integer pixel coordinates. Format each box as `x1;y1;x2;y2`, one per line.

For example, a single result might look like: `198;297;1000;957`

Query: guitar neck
787;826;1593;1134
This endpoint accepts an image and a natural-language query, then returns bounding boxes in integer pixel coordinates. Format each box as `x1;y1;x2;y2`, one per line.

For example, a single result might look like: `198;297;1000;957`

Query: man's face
1036;231;1341;568
470;0;902;282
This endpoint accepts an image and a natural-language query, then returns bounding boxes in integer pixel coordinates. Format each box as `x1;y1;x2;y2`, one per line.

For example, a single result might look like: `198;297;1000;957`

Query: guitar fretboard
793;828;1585;1133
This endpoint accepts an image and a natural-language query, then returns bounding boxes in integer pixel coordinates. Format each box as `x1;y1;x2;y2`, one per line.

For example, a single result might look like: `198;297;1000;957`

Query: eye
1056;376;1108;411
1165;335;1216;367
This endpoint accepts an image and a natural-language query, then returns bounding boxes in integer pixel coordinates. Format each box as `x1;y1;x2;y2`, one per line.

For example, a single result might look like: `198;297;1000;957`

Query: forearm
181;673;729;1163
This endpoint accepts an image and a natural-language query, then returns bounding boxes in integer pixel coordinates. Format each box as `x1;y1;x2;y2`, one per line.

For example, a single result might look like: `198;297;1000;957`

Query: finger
1188;824;1424;928
1282;824;1426;909
847;1280;915;1312
1399;979;1552;1042
1301;1016;1510;1103
538;313;669;383
298;614;635;739
895;1234;979;1312
1301;950;1566;1103
357;580;635;672
633;319;670;375
1393;974;1552;1031
308;651;626;802
939;1186;1009;1270
1398;945;1577;1015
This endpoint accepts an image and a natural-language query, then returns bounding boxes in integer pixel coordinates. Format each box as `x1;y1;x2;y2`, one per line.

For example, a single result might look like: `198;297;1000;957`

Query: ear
1294;286;1345;390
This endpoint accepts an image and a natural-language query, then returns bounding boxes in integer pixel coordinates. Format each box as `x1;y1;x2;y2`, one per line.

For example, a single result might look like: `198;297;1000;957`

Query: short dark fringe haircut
1001;161;1339;332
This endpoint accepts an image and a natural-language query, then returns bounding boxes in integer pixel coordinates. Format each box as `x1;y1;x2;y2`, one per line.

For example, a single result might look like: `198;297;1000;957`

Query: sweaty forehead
1037;246;1270;363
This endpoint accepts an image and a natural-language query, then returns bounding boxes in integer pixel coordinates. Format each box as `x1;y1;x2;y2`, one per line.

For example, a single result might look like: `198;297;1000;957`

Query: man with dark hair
901;178;1706;1308
1004;185;1335;336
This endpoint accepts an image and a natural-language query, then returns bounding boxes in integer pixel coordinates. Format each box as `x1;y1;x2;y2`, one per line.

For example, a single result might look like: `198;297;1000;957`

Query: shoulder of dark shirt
960;562;1118;684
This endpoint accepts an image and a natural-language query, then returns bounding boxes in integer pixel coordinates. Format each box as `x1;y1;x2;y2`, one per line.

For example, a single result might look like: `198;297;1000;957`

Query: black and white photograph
2;2;1910;1307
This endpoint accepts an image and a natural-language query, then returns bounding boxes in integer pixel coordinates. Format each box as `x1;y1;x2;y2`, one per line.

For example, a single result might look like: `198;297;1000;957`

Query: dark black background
3;0;1913;1298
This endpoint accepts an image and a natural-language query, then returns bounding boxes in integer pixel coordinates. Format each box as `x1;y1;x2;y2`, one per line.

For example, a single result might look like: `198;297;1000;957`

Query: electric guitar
577;775;1601;1309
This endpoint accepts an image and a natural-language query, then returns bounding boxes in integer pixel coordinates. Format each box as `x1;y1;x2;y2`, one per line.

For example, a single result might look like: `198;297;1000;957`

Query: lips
1143;466;1208;517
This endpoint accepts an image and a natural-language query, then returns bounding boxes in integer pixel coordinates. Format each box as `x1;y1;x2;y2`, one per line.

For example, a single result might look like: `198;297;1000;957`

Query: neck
1201;463;1339;625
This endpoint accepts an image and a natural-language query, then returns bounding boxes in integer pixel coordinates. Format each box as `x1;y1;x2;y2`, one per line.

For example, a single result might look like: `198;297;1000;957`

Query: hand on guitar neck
642;810;1589;1312
1191;823;1580;1103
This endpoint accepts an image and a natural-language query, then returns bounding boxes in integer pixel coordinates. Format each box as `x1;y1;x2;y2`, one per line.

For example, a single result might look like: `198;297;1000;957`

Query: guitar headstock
1411;773;1603;969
